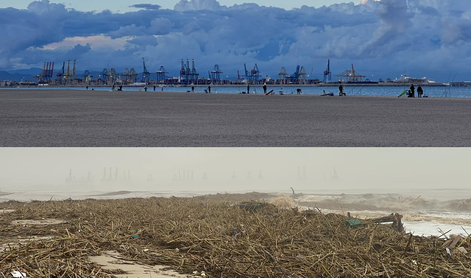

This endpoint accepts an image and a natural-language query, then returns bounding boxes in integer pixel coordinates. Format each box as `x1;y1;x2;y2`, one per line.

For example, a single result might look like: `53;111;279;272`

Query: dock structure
324;59;332;83
35;62;55;82
156;66;168;83
336;64;365;82
211;64;223;84
180;59;199;84
278;67;287;84
142;58;151;83
244;63;261;84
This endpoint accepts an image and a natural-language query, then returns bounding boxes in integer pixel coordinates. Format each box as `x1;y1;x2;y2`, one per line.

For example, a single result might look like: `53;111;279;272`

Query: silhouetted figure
86;86;89;90
296;88;302;95
208;85;211;93
119;85;123;91
410;84;415;97
263;84;267;94
153;86;156;91
112;85;115;91
339;85;346;96
247;85;250;94
417;85;423;98
144;85;148;92
192;86;195;92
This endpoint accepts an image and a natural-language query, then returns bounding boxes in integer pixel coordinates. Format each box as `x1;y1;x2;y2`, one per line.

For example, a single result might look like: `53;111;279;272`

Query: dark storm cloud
1;0;471;81
130;4;162;10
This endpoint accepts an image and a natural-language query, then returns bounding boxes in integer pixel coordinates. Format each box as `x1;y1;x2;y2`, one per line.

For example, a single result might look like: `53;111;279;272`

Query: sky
1;0;471;82
1;148;470;200
0;0;344;12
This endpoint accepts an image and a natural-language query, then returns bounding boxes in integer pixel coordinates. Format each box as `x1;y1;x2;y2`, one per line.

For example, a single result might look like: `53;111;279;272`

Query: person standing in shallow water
410;84;415;97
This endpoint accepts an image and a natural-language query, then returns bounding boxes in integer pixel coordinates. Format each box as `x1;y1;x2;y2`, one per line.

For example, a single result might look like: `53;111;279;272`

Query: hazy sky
0;0;345;12
1;0;471;81
1;148;470;198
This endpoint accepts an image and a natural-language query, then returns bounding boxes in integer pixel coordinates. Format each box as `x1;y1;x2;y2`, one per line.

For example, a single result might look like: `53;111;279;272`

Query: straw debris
0;195;470;277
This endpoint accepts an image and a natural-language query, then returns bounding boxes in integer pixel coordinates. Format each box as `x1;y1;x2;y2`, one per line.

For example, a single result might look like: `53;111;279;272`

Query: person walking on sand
410;84;415;97
263;83;267;94
417;85;423;98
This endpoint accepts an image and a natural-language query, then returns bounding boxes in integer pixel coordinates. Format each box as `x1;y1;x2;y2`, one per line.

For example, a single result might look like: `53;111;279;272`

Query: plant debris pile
1;196;470;277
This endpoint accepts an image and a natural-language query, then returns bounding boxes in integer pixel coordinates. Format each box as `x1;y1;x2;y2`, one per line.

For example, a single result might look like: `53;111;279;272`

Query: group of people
408;84;424;98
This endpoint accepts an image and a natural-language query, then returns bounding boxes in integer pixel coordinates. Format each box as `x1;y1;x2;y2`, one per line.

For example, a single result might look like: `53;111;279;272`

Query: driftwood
0;197;470;277
371;213;404;232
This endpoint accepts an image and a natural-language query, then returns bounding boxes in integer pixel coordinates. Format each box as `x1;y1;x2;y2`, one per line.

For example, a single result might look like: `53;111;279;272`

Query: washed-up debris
0;196;470;277
10;271;26;277
346;219;361;227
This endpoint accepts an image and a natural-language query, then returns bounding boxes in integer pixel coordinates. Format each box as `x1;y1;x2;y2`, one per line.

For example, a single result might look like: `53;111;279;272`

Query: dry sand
89;251;201;278
1;89;471;146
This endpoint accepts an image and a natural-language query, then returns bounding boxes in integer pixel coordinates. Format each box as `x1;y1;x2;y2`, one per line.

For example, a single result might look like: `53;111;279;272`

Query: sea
3;85;471;98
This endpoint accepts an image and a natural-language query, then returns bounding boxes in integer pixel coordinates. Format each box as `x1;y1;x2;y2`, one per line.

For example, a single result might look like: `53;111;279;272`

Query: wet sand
1;89;471;147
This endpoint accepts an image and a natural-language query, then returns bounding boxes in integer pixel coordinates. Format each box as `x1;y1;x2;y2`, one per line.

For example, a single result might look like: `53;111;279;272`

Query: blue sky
1;0;470;82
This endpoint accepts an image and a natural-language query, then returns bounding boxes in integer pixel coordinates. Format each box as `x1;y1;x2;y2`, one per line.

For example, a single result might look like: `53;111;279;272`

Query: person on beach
297;88;302;95
112;85;115;91
321;90;333;96
153;86;156;91
263;84;267;94
86;86;89;90
410;84;415;97
145;85;148;92
339;85;346;96
417;85;423;98
192;86;195;92
247;85;250;94
208;86;211;93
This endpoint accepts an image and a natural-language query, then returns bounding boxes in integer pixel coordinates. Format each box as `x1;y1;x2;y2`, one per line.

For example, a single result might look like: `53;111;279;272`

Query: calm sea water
3;85;471;98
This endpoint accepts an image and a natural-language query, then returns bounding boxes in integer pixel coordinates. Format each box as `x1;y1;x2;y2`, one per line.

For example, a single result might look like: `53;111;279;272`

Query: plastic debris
346;219;361;227
11;271;26;278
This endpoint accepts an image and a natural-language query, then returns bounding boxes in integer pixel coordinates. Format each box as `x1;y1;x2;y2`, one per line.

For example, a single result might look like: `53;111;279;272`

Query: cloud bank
0;0;470;81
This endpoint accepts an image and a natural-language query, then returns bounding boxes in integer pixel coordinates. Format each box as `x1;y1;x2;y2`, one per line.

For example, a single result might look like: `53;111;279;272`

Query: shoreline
3;82;450;89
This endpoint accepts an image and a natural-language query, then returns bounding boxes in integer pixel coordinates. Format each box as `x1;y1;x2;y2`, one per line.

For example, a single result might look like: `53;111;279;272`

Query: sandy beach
1;89;471;147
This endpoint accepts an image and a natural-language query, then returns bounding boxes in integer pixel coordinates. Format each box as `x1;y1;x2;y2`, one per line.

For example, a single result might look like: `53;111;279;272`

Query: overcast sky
1;148;470;200
1;0;345;12
1;0;470;81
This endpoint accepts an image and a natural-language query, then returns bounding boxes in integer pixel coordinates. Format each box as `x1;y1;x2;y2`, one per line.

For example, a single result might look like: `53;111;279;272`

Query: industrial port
0;58;455;87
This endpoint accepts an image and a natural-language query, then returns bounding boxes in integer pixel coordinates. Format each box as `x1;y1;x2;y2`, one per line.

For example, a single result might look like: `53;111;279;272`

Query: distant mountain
0;71;35;82
8;68;42;75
